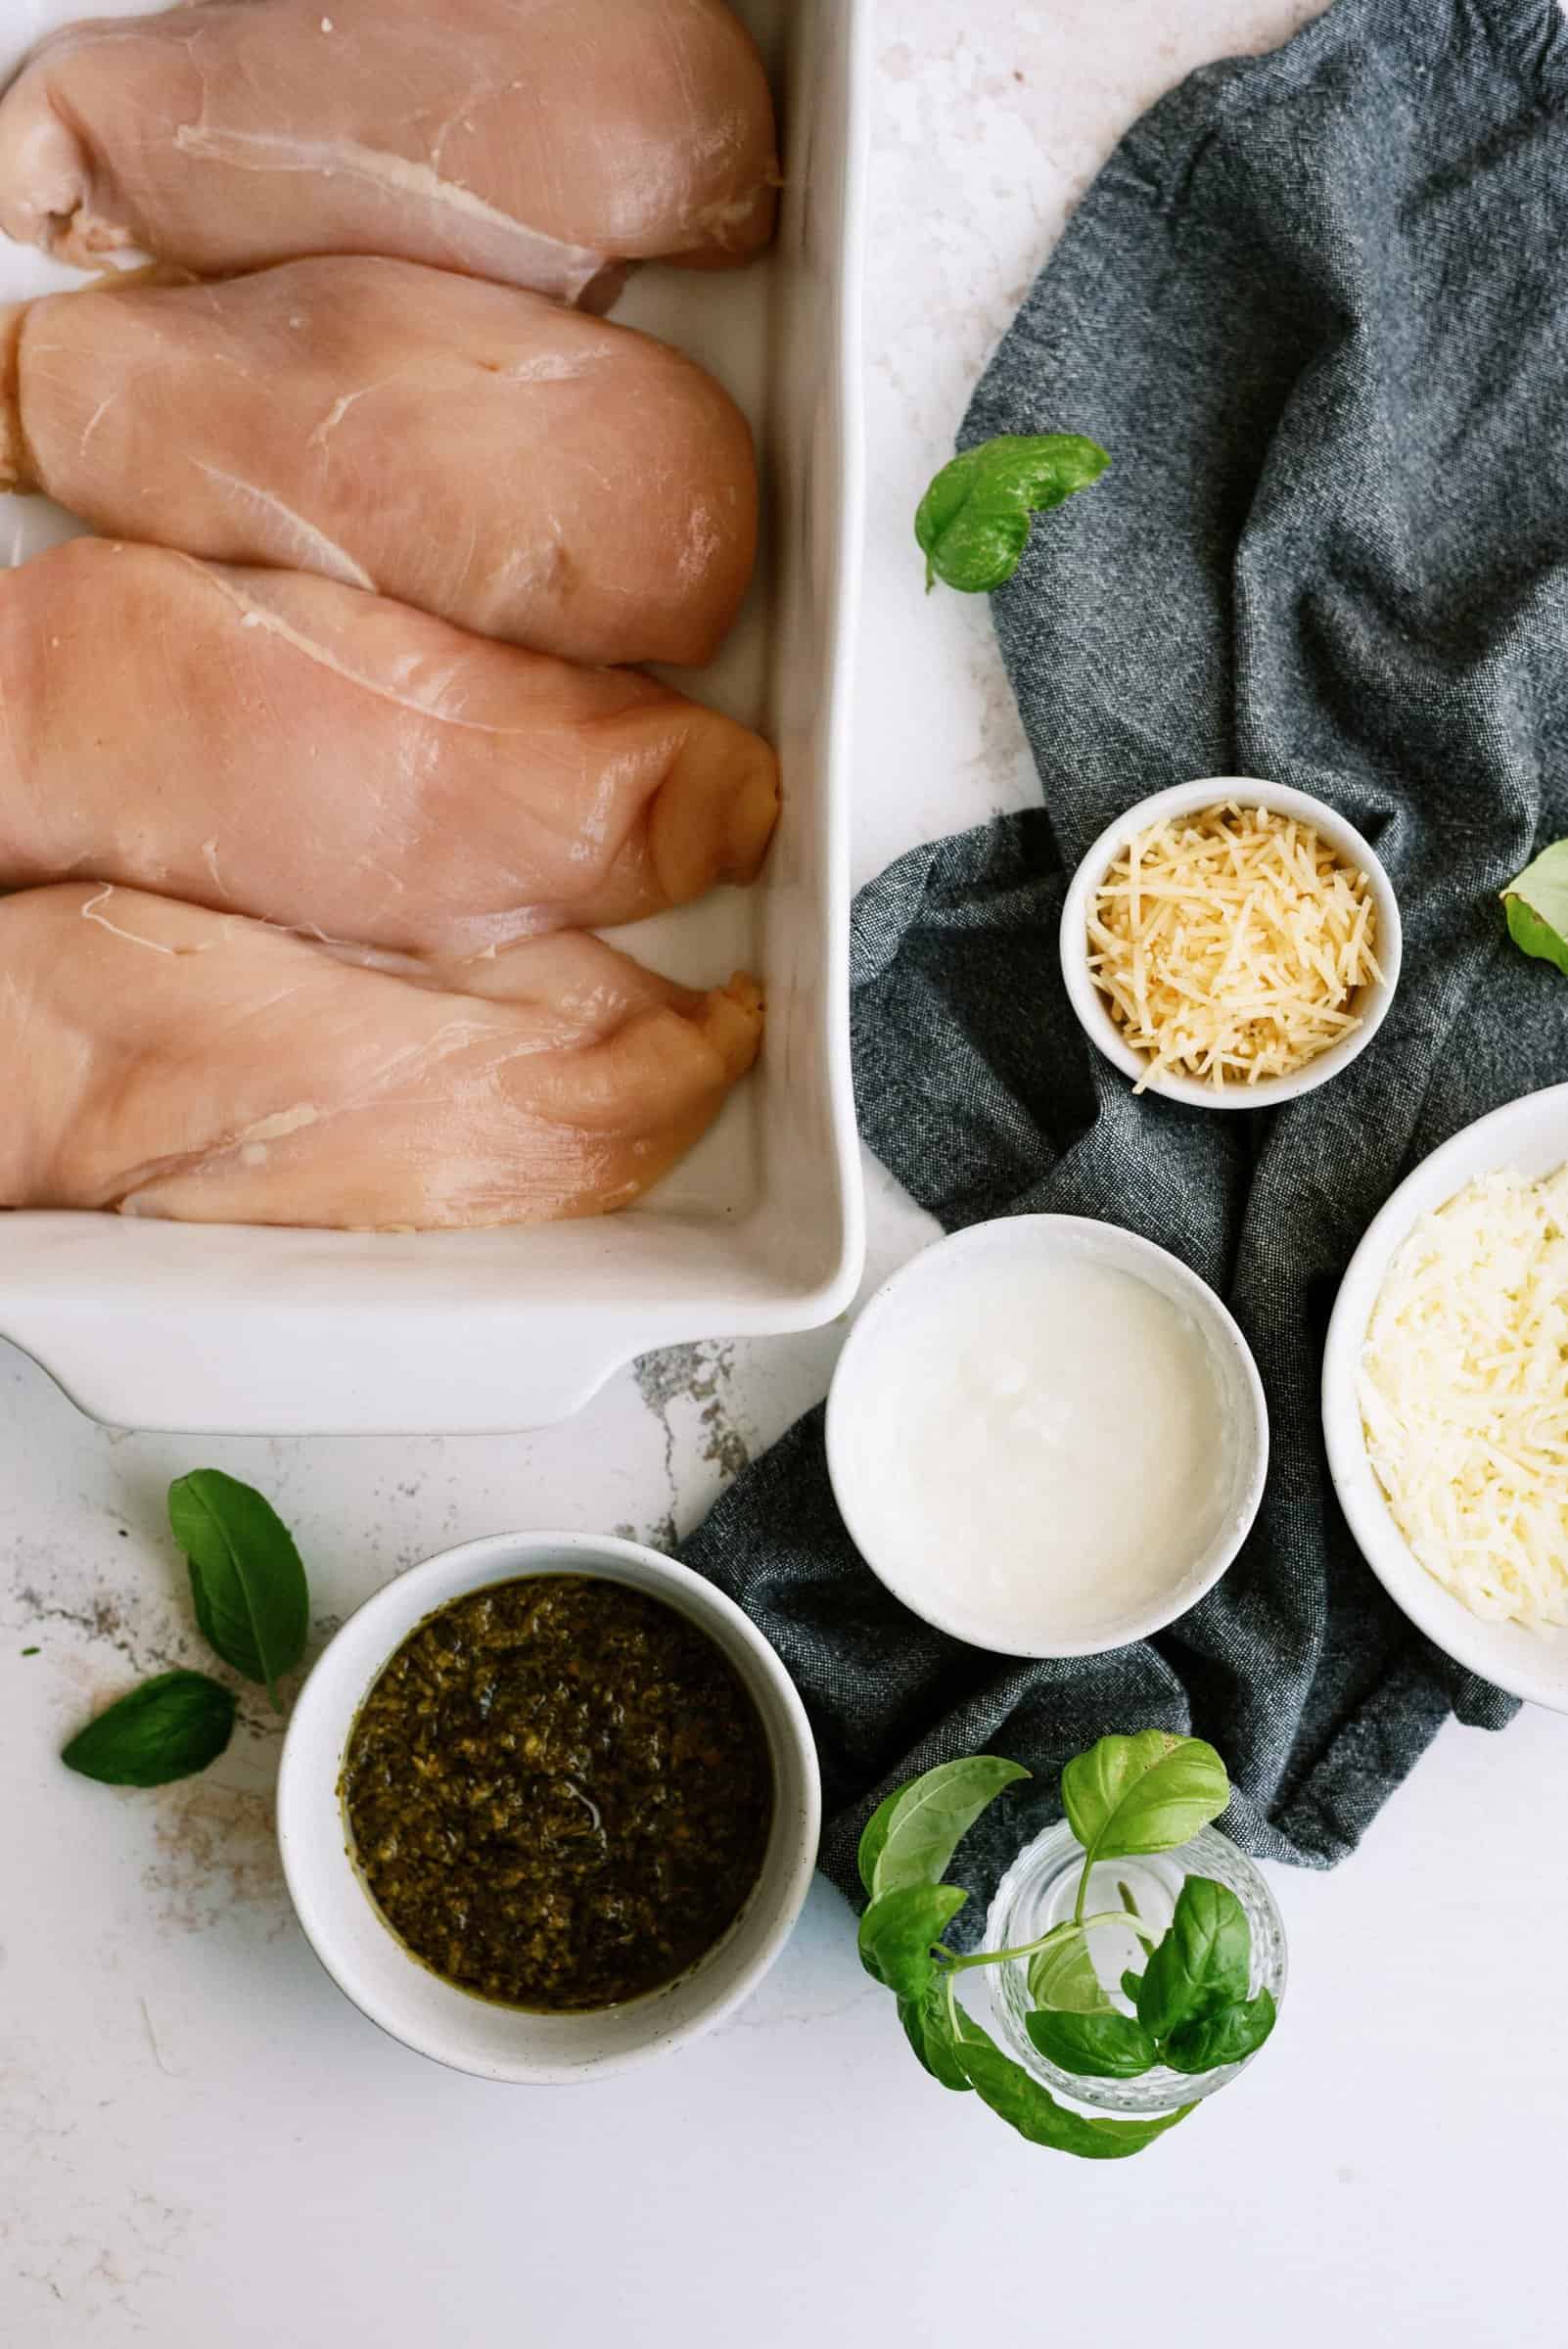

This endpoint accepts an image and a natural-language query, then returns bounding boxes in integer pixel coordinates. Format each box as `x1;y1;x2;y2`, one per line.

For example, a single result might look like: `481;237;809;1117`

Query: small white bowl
277;1531;820;2082
1059;776;1403;1110
1323;1083;1568;1713
824;1215;1268;1657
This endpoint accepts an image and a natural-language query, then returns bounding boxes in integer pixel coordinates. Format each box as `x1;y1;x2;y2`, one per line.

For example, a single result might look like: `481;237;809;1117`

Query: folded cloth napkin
685;0;1568;1912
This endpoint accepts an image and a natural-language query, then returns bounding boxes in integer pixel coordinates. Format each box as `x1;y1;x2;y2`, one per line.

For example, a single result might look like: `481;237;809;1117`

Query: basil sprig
855;1732;1277;2160
59;1473;312;1789
914;432;1109;593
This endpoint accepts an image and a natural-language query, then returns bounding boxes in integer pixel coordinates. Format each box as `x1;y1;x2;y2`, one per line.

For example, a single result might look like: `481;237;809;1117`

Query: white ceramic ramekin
824;1215;1268;1657
1058;776;1403;1111
277;1531;820;2082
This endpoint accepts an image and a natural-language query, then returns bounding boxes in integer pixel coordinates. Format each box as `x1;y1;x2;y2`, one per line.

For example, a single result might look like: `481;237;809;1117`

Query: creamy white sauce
840;1250;1234;1650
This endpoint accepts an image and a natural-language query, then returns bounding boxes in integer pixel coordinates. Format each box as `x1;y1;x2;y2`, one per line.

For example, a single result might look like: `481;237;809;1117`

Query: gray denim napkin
684;0;1568;1911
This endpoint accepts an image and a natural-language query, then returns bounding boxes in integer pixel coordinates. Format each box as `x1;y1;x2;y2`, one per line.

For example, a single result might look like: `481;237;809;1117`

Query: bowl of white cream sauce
825;1216;1268;1657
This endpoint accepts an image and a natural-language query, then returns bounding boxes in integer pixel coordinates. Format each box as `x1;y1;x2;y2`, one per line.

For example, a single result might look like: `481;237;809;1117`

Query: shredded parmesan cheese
1359;1167;1568;1630
1086;803;1381;1090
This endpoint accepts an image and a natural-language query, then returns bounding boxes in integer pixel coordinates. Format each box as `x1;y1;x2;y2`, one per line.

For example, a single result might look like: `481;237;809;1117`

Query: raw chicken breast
0;540;779;953
0;885;763;1227
0;258;758;666
0;0;776;295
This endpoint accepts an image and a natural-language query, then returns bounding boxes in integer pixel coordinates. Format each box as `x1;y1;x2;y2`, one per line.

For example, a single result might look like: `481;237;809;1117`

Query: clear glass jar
983;1821;1287;2119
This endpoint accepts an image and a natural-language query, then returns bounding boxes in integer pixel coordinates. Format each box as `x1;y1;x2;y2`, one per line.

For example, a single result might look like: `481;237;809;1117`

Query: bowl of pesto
277;1530;821;2081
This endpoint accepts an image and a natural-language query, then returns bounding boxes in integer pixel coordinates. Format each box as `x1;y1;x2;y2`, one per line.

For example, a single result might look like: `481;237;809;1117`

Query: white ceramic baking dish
0;0;868;1432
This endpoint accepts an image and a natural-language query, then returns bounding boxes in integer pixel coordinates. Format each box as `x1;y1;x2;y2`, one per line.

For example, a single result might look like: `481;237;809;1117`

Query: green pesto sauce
341;1574;774;2011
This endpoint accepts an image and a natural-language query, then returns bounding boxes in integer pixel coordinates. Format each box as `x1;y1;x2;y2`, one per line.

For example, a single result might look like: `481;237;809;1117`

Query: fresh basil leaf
1164;1988;1277;2076
914;433;1109;593
1121;1969;1144;2004
1025;2006;1159;2080
898;1978;972;2094
1504;892;1568;977
1135;1876;1250;2041
1025;1921;1112;2014
1502;840;1568;976
866;1755;1030;1899
169;1469;309;1711
1062;1731;1229;1867
856;1785;907;1897
950;2012;1192;2160
61;1671;237;1787
857;1883;968;1999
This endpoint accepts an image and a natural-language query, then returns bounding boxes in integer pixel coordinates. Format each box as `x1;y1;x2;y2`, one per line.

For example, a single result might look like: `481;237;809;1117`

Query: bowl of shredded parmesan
1060;777;1401;1107
1323;1085;1568;1711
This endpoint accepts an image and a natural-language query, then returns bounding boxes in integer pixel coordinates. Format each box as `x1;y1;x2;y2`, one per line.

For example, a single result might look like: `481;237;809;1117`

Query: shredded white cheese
1359;1167;1568;1630
1086;803;1381;1090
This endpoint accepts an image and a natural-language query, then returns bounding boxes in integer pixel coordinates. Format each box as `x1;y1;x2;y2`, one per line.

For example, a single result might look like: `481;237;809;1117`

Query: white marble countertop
4;4;1565;2342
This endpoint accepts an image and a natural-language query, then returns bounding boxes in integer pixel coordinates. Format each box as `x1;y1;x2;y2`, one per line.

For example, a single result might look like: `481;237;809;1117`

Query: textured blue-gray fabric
684;0;1568;1913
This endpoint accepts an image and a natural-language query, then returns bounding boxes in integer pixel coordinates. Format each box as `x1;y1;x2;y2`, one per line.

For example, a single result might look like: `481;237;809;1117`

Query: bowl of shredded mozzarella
1060;777;1401;1107
1323;1085;1568;1710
